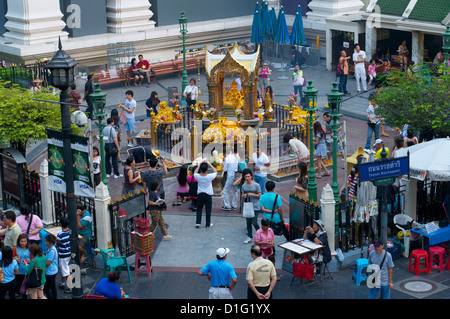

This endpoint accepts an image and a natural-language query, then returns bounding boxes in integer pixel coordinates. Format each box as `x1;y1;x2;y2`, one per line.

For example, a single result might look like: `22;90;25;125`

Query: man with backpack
368;239;394;299
337;50;350;95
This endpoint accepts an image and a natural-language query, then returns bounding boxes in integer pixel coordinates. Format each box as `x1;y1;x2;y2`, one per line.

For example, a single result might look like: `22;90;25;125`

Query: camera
72;110;88;127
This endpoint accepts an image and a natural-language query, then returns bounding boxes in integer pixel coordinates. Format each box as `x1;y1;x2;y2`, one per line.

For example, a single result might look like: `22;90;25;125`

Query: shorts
124;117;136;132
59;257;71;277
208;287;233;299
258;77;269;90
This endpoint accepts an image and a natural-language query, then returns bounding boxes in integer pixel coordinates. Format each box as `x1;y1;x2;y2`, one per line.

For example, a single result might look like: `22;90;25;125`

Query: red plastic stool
408;249;430;276
429;246;447;273
134;253;152;278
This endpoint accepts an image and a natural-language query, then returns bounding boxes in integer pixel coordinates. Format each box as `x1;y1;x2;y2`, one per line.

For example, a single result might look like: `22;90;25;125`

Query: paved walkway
21;59;450;301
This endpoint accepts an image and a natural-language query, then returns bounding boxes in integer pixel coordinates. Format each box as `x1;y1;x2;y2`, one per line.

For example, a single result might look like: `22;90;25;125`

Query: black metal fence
0;61;49;88
109;192;147;257
2;166;42;218
288;195;321;240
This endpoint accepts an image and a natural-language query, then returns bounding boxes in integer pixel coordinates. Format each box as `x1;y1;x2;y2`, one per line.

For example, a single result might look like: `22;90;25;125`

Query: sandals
323;173;331;176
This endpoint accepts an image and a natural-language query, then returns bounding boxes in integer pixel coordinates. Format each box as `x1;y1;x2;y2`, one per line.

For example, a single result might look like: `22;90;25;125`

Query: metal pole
307;115;317;203
331;123;340;202
60;89;83;299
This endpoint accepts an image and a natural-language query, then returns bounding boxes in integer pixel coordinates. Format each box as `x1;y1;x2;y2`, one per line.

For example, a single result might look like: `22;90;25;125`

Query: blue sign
359;156;409;182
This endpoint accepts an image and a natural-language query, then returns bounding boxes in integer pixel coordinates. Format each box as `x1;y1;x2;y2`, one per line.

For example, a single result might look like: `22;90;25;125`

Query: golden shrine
205;42;260;120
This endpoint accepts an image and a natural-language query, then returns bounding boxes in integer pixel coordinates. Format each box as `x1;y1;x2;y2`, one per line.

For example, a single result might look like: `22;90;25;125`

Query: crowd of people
0;202;93;299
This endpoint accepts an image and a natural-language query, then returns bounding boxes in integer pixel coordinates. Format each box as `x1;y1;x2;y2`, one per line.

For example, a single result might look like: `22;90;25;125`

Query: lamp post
179;12;189;104
44;38;82;299
303;80;319;203
442;25;450;65
90;83;108;187
327;82;344;203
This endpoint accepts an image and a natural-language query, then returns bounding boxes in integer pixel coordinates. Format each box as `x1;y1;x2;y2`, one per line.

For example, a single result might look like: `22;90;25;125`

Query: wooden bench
93;67;131;87
172;55;205;77
150;59;179;82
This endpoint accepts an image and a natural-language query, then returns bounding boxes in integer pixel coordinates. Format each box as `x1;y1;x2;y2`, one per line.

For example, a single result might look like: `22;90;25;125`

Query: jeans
44;273;58;299
254;175;267;195
196;193;212;227
365;123;380;149
222;173;238;208
293;85;303;104
369;286;390;299
338;74;348;94
105;147;120;176
246;210;260;238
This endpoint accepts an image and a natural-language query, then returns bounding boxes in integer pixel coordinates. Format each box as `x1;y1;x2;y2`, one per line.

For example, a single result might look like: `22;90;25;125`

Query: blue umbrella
290;6;306;45
269;6;277;38
261;2;273;41
276;6;290;79
251;5;263;45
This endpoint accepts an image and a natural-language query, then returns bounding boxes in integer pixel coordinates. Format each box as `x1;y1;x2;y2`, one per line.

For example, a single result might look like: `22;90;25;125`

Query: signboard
47;129;94;198
71;134;94;198
359;156;409;182
47;129;66;193
1;153;21;199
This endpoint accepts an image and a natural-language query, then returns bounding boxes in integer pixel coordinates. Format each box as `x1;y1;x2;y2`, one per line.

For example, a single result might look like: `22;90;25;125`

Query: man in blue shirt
260;181;290;240
198;247;237;299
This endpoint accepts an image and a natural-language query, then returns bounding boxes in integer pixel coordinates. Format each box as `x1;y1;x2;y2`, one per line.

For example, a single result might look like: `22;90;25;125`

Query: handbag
242;196;255;218
269;195;284;236
26;261;43;289
293;255;314;280
0;265;4;283
20;276;28;294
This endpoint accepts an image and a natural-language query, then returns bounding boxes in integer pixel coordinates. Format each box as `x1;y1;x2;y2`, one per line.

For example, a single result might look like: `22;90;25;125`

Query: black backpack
335;64;343;77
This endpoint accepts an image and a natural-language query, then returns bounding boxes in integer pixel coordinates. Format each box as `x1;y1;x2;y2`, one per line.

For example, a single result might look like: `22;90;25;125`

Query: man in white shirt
282;134;309;163
194;161;217;228
119;90;137;146
221;153;239;211
251;147;270;195
352;44;367;93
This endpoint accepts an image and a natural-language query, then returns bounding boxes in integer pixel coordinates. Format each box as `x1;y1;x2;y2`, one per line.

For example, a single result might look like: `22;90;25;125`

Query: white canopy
395;137;450;181
205;43;259;76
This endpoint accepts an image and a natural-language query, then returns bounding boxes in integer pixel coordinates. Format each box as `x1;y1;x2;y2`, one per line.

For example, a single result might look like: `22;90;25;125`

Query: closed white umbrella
395;137;450;181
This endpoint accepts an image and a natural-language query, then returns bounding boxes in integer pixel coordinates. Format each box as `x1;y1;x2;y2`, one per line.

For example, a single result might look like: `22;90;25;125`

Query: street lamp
179;11;189;104
442;25;450;63
45;38;83;299
90;83;108;187
327;82;344;203
303;80;319;203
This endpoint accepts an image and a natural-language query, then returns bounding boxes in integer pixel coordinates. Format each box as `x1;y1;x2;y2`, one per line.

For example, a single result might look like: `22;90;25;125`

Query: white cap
216;247;230;258
373;139;383;147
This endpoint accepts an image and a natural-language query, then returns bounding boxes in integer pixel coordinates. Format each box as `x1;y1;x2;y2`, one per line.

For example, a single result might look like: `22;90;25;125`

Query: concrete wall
59;0;107;37
149;0;255;26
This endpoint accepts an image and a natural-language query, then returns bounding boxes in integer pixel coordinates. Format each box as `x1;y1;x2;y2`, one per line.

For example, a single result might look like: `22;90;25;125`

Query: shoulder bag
107;127;118;154
269;195;284;235
25;213;33;238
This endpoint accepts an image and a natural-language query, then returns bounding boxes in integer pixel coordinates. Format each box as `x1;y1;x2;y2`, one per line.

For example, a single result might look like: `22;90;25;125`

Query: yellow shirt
246;257;276;287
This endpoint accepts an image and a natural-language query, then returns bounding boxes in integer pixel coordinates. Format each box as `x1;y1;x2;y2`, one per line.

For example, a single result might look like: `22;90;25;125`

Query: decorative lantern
44;38;78;91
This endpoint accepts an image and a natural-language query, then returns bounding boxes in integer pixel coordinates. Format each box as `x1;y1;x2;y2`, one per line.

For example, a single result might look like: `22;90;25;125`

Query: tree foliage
0;80;61;156
373;63;450;139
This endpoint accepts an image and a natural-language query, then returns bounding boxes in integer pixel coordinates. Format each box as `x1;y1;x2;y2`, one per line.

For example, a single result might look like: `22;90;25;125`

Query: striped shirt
57;229;71;259
347;175;358;200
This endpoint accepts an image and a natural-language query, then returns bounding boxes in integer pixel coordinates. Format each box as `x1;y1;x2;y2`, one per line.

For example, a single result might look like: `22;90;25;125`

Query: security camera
72;110;88;127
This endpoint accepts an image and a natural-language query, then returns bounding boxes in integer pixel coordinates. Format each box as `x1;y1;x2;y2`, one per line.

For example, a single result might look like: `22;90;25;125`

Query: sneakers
206;223;213;228
243;237;252;244
114;175;120;179
106;174;111;178
163;234;172;239
231;206;237;210
127;143;134;147
195;224;200;228
221;206;231;211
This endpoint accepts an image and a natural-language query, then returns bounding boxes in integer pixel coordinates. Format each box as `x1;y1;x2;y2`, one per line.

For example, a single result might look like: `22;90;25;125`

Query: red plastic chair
84;295;106;299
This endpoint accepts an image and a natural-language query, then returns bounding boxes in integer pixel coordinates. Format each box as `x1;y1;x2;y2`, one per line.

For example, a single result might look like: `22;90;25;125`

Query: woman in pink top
258;62;271;97
368;59;377;85
16;203;43;246
254;218;279;280
174;165;190;205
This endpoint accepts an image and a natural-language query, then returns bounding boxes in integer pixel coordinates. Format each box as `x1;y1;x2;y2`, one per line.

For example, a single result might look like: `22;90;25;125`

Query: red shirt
137;60;150;70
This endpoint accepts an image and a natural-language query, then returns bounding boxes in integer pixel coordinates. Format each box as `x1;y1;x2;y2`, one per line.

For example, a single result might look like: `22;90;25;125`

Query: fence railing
109;192;147;257
0;62;49;88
